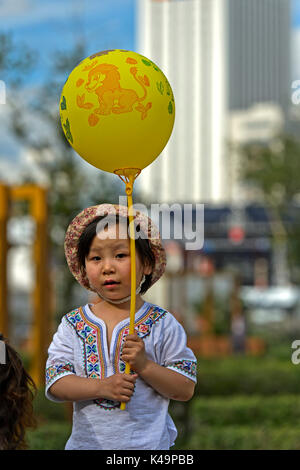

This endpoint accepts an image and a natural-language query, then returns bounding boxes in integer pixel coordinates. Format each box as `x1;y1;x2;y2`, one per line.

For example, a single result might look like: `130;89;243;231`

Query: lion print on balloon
75;57;153;127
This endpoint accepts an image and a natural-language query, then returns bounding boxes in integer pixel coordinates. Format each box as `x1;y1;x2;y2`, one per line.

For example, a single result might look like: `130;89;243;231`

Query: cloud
0;0;134;30
0;0;135;83
0;0;69;28
0;0;34;17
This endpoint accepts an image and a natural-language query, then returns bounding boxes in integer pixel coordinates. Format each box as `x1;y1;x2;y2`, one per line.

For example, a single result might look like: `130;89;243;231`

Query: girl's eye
116;253;127;258
91;256;101;261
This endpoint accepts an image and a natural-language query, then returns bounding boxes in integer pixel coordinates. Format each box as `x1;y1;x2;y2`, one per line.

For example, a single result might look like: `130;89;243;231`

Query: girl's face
84;223;152;303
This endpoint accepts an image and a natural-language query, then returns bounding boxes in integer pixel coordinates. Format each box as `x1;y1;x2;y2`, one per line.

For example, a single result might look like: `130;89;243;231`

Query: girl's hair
0;334;37;450
77;215;155;294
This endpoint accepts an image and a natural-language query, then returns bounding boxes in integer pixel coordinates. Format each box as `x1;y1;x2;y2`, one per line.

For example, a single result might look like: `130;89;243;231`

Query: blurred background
1;0;300;450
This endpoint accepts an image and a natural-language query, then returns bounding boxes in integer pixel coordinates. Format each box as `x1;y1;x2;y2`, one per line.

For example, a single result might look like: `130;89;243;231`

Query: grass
25;339;300;450
177;425;300;450
27;422;72;450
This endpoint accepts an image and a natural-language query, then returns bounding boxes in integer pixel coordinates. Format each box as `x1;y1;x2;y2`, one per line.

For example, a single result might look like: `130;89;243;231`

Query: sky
292;0;300;80
0;0;300;179
0;0;136;179
0;0;136;85
293;0;300;27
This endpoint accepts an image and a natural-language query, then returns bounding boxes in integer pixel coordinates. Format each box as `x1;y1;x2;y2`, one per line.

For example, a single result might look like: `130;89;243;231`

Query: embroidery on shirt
166;360;197;379
63;305;167;410
65;308;106;378
65;308;119;410
46;362;75;387
114;305;167;374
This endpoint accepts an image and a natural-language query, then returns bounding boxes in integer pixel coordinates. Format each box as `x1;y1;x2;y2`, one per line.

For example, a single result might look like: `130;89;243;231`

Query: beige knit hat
64;203;166;292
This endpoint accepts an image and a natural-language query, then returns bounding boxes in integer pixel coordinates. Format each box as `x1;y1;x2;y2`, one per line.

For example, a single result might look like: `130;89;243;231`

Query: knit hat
64;203;166;293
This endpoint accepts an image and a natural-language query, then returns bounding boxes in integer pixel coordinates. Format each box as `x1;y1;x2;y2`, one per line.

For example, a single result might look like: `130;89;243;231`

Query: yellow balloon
59;49;175;173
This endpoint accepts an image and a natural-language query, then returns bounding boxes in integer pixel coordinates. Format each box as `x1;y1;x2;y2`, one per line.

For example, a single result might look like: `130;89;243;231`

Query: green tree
0;32;35;86
235;133;300;284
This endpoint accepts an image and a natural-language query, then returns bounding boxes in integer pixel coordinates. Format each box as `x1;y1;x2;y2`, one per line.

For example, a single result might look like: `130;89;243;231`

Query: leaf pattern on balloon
60;95;67;110
63;118;73;143
141;59;151;67
143;75;150;87
136;102;152;120
126;57;138;64
156;81;164;95
76;78;84;88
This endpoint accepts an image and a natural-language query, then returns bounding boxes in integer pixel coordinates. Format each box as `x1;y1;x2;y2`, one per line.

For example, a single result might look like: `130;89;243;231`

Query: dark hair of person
0;334;37;450
77;214;155;294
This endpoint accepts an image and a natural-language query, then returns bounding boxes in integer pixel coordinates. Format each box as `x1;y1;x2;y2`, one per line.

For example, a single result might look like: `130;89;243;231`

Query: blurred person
45;204;197;450
231;315;246;353
0;333;37;450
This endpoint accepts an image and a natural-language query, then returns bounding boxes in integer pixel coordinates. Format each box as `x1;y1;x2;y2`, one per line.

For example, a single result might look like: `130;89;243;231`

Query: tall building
136;0;291;204
136;0;227;204
228;0;290;112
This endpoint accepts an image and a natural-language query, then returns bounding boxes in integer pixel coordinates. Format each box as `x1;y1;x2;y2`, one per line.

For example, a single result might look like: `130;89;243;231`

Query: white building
135;0;291;205
136;0;228;204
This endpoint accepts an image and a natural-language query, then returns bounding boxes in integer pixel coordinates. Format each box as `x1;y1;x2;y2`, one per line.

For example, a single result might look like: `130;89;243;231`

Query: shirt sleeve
159;313;197;383
45;316;76;402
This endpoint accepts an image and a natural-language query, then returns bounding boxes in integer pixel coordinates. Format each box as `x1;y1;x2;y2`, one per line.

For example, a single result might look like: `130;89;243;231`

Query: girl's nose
102;258;115;273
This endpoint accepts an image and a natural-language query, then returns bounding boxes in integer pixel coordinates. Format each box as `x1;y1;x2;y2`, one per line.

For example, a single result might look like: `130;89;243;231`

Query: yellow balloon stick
115;169;140;411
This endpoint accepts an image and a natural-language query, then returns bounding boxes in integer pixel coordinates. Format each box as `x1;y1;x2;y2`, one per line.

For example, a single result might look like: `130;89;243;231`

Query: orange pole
0;184;9;337
2;184;51;386
30;186;50;387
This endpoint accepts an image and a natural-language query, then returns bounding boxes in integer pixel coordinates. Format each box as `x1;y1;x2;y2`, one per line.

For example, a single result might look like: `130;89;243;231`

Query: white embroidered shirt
45;301;197;450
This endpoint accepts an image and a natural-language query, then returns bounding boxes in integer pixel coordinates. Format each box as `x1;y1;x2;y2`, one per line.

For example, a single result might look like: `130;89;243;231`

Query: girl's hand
121;332;149;373
100;372;138;403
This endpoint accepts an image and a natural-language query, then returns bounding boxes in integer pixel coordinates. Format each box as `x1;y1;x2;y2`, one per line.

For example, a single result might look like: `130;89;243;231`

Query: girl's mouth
103;281;120;288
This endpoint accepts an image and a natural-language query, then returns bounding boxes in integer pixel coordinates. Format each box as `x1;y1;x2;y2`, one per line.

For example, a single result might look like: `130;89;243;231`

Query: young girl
45;204;197;450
